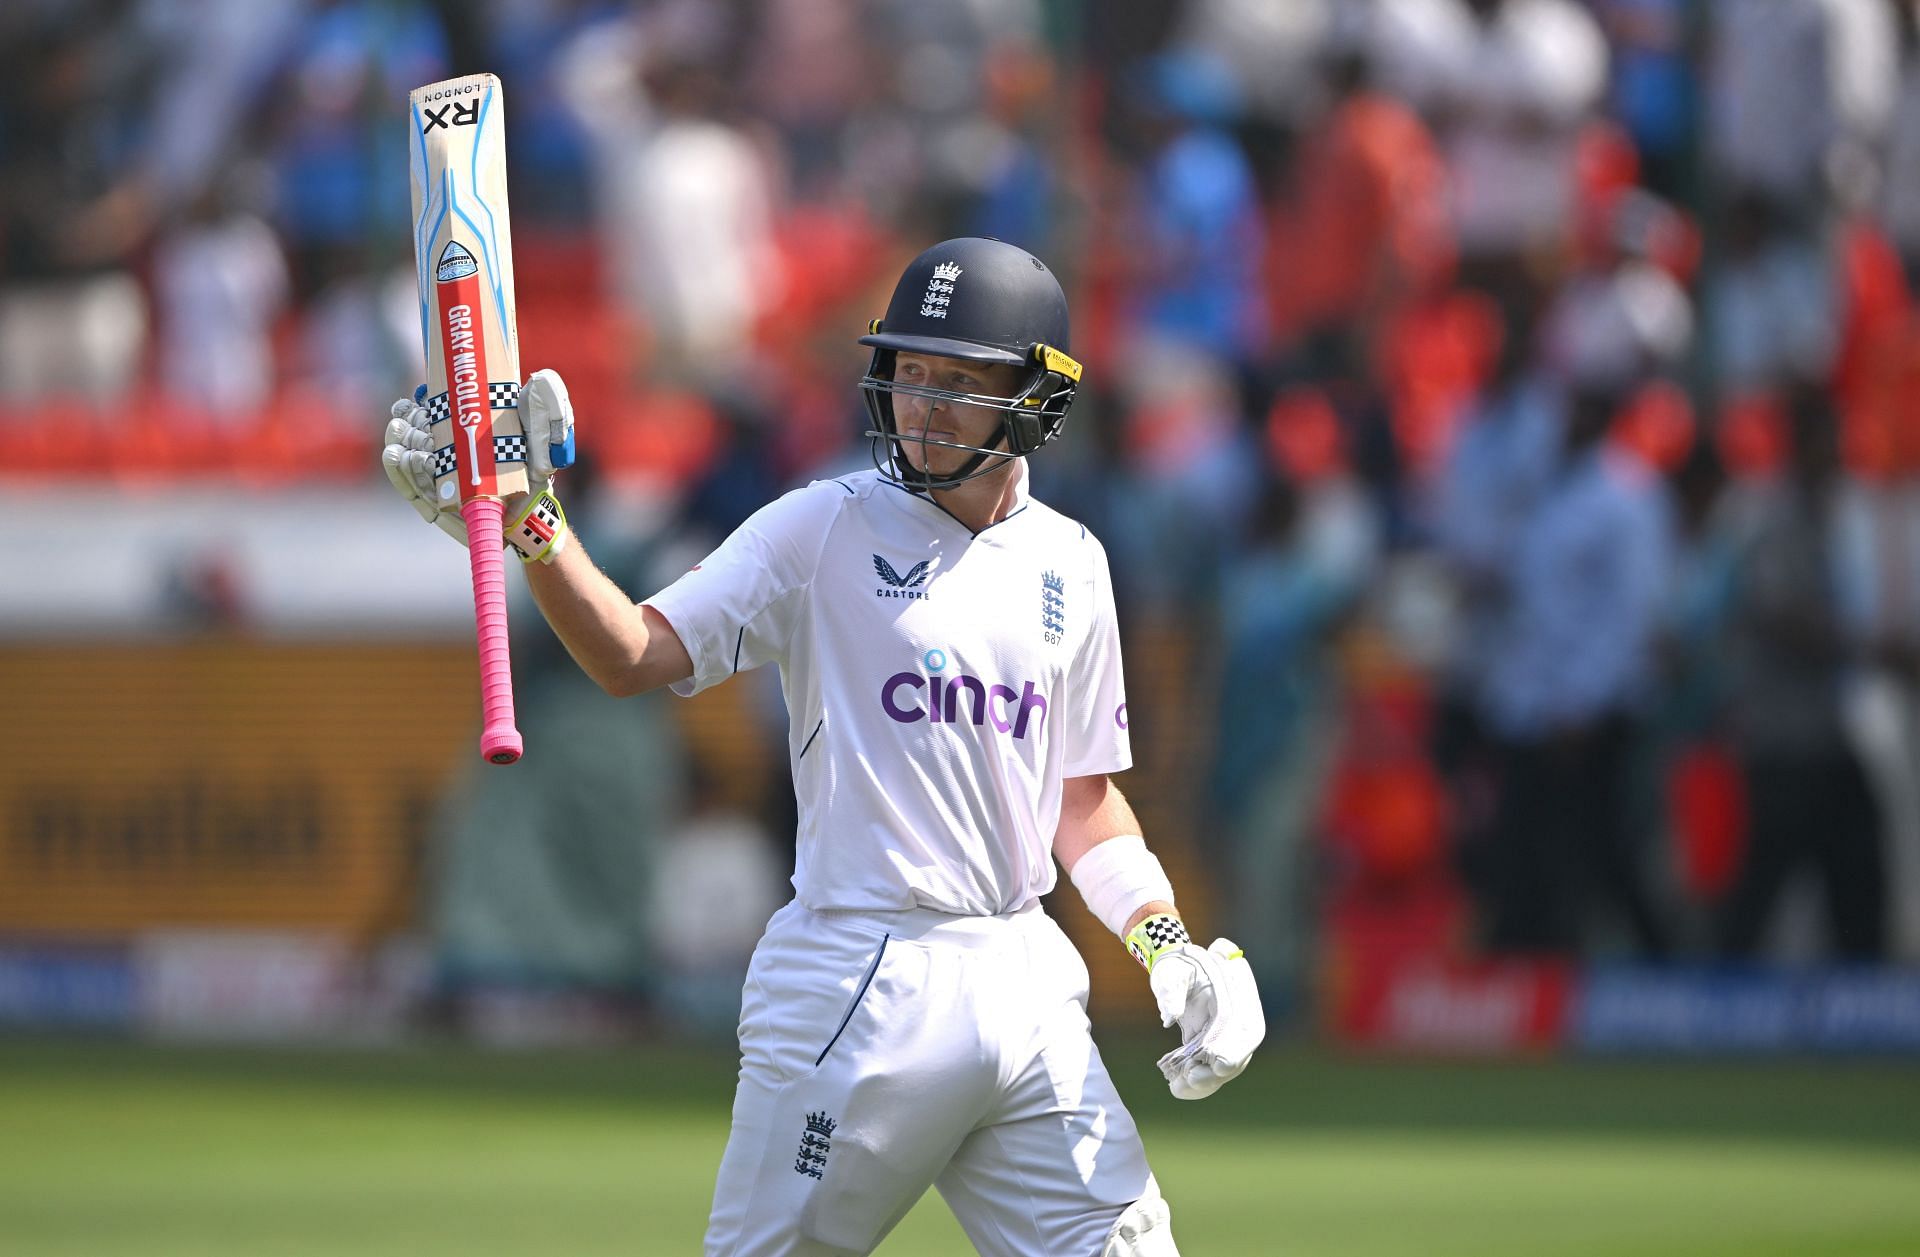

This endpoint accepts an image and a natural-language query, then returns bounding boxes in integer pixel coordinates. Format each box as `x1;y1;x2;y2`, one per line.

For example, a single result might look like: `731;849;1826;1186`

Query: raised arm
381;369;691;699
523;539;692;697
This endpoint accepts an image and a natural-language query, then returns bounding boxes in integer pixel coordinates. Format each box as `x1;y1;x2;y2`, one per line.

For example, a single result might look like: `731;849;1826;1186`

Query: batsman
382;237;1266;1255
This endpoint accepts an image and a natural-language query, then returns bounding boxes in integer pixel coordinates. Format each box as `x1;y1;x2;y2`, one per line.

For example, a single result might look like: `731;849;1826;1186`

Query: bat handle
462;498;523;765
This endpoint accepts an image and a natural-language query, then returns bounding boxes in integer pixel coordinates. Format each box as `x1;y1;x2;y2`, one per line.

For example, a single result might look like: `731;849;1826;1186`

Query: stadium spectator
648;763;785;1038
1265;33;1453;374
1538;197;1693;399
1476;372;1676;958
734;0;865;200
1376;0;1608;313
1708;190;1839;396
481;0;603;229
1594;0;1695;201
1102;338;1264;613
0;10;150;404
1429;308;1565;895
1880;0;1920;287
152;175;289;419
264;0;448;282
1208;389;1380;996
1174;0;1335;130
949;38;1066;252
1707;0;1897;225
862;0;1052;239
1118;49;1268;372
1716;380;1889;961
554;14;776;389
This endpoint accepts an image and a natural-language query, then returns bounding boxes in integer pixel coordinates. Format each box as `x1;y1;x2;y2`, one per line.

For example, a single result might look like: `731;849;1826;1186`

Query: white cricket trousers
704;900;1158;1256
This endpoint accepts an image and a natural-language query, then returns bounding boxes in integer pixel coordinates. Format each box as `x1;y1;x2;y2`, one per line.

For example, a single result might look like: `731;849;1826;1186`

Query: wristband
506;490;570;564
1124;913;1192;972
1068;834;1175;938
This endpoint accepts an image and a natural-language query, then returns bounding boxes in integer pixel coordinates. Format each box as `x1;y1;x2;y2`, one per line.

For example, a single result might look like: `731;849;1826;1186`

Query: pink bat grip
462;498;523;765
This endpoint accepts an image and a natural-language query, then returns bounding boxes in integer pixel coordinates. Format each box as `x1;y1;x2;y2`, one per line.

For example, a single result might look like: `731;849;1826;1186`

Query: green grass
2;1036;1918;1255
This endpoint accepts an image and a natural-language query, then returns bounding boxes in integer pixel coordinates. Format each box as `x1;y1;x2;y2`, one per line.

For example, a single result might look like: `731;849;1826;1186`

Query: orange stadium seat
10;399;109;478
596;390;721;487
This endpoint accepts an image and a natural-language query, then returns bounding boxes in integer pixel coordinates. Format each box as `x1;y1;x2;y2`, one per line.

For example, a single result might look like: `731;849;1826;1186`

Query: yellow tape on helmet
1033;343;1082;382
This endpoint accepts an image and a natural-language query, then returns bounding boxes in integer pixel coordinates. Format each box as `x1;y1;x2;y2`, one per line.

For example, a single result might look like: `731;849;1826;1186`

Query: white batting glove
518;368;577;487
383;393;468;543
380;367;577;552
1144;935;1265;1100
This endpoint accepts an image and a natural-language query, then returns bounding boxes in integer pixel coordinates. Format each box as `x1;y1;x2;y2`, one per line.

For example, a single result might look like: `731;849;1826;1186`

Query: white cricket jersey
644;463;1131;916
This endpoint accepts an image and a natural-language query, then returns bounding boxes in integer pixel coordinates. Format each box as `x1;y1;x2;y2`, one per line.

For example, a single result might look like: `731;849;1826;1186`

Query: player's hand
518;367;577;490
380;367;577;547
1148;938;1265;1100
383;390;468;544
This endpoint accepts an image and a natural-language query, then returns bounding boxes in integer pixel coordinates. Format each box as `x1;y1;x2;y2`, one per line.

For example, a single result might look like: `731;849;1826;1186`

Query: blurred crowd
12;0;1920;1000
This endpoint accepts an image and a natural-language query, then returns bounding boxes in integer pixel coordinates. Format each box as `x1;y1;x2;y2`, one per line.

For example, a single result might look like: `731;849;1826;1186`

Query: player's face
891;352;1027;476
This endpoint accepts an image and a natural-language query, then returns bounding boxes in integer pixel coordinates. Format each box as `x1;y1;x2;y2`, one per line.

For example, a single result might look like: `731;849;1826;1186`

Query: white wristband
1068;835;1175;938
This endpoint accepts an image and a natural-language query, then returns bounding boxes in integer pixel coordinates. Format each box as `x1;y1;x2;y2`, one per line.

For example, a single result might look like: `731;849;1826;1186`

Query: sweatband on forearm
1068;834;1175;938
507;489;570;564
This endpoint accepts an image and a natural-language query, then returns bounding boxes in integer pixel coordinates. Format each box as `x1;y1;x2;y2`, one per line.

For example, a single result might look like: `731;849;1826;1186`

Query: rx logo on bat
421;100;479;132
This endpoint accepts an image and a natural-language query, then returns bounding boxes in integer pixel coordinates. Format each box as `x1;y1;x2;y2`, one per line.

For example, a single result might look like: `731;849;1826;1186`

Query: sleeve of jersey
642;484;836;698
1061;537;1132;778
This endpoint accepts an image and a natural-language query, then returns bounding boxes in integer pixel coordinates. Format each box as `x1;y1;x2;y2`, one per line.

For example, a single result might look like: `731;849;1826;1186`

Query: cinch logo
881;647;1047;739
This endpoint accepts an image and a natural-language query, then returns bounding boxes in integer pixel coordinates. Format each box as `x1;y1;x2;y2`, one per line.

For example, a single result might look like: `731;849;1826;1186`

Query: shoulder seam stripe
798;716;825;760
833;479;856;495
732;626;745;673
979;503;1029;534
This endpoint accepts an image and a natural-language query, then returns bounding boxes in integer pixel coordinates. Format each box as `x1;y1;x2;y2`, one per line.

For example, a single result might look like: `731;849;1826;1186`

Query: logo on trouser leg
794;1112;837;1179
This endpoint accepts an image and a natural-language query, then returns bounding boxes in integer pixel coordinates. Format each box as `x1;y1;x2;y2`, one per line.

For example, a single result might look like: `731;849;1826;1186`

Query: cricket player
383;237;1265;1255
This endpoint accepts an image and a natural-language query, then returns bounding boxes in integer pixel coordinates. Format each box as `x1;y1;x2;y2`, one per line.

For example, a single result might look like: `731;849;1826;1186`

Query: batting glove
381;367;577;560
1129;916;1265;1100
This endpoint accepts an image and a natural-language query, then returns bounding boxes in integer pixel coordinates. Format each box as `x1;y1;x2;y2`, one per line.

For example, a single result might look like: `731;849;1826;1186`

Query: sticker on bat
437;241;479;282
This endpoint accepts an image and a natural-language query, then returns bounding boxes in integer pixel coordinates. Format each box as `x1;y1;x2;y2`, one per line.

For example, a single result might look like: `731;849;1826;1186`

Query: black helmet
858;237;1082;491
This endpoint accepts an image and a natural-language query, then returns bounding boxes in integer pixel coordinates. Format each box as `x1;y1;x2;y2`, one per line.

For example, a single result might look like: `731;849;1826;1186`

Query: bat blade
409;72;528;766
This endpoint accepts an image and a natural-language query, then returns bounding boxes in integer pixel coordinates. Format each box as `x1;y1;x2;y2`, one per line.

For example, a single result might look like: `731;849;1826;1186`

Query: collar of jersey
886;457;1031;538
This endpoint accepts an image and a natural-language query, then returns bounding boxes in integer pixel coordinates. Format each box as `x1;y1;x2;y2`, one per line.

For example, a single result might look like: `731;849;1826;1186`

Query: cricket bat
408;72;527;765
